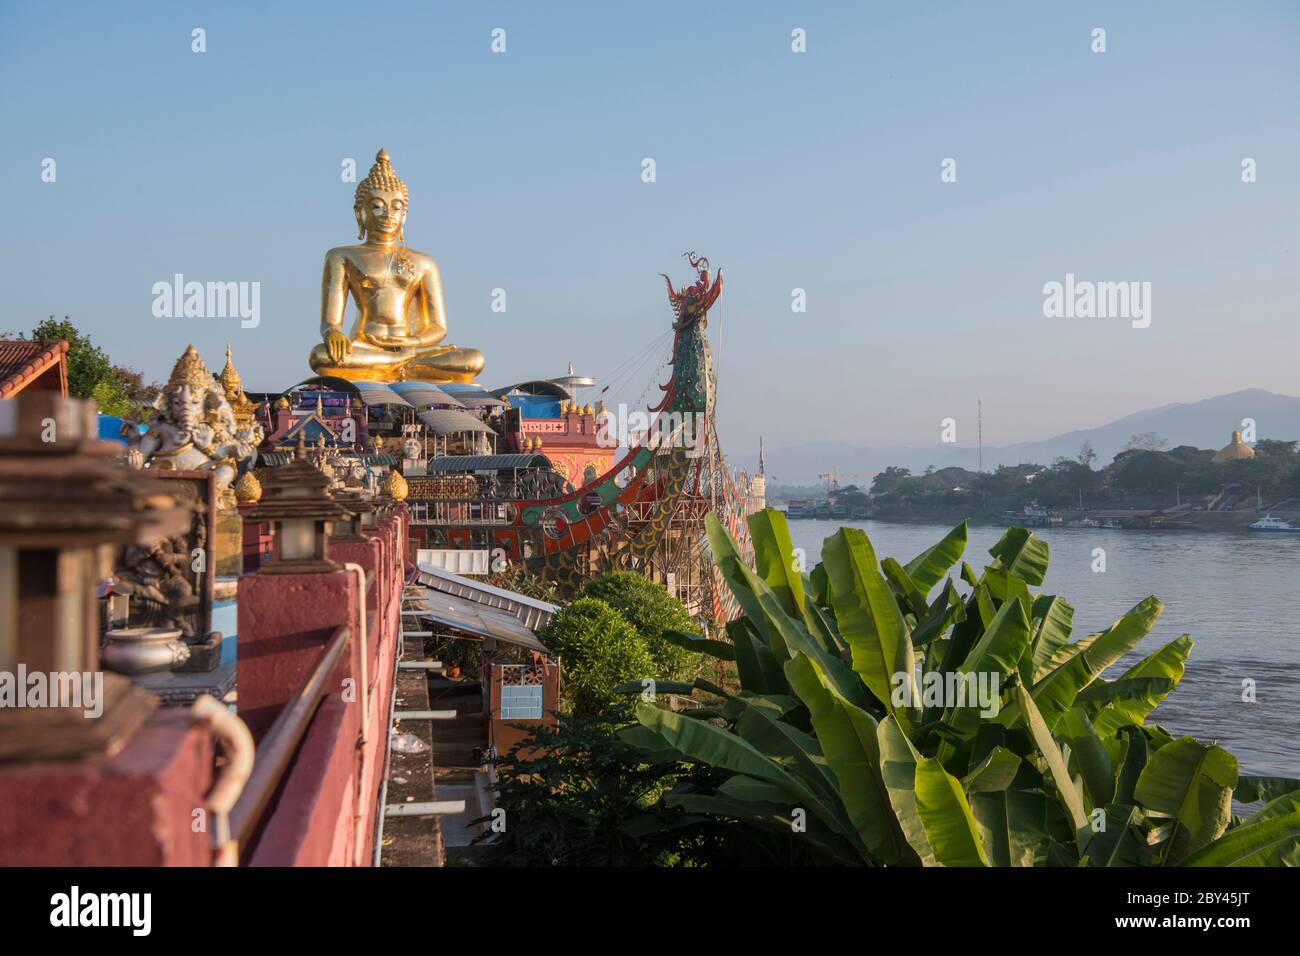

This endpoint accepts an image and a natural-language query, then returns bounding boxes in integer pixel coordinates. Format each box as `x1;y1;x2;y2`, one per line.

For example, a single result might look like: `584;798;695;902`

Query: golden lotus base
309;364;477;385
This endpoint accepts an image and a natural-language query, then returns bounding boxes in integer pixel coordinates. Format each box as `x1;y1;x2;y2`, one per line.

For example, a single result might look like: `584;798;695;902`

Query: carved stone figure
129;345;254;493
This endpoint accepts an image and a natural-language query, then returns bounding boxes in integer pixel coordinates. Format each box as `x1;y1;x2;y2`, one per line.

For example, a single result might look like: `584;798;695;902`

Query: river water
786;519;1300;778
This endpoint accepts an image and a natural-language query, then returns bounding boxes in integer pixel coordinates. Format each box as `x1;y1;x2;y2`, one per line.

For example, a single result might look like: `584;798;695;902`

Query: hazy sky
3;2;1297;457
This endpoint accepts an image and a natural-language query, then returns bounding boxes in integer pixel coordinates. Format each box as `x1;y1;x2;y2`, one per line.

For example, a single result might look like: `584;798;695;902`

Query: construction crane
819;469;870;492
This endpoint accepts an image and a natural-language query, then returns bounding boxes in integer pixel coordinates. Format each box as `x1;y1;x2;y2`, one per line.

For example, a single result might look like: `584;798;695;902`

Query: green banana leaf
962;746;1023;794
1089;635;1191;738
1134;736;1237;865
635;701;855;843
881;557;929;618
657;628;738;661
941;596;1031;735
910;579;966;648
803;598;848;656
728;618;788;695
822;527;918;732
1235;774;1300;804
1035;630;1103;679
1029;595;1074;677
809;562;832;607
902;519;968;595
705;514;791;661
971;787;1053;867
730;701;841;807
1017;683;1088;831
664;792;864;865
914;757;989;866
982;568;1031;610
999;596;1163;732
987;527;1049;586
1179;809;1300;867
1060;708;1115;806
1080;804;1146;866
876;715;937;865
1113;726;1149;805
784;652;913;864
748;508;806;617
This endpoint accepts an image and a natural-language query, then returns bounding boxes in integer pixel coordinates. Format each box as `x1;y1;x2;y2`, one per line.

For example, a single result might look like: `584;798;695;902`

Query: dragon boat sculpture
506;253;754;620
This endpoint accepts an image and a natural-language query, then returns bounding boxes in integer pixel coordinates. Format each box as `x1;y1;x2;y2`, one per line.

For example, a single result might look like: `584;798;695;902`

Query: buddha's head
355;148;409;243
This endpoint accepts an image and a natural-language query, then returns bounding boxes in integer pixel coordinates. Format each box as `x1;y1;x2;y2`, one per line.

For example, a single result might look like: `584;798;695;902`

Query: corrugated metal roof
416;408;494;435
414;563;557;644
424;453;551;473
389;381;466;408
490;380;570;400
441;385;507;408
414;594;549;652
351;381;413;407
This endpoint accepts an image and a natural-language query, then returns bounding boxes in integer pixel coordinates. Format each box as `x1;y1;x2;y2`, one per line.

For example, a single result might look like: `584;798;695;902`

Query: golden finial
167;345;213;392
234;471;263;503
316;393;324;417
219;342;242;396
584;403;594;416
274;395;289;410
383;470;409;501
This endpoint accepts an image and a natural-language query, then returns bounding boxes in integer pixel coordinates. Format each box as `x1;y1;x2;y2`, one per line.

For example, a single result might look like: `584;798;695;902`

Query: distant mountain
740;389;1300;487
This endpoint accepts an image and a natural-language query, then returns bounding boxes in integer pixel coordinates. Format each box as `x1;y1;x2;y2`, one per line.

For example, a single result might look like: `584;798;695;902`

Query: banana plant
623;508;1300;866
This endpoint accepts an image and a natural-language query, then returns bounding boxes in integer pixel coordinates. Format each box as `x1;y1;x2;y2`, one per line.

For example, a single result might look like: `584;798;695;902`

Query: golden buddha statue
308;149;484;383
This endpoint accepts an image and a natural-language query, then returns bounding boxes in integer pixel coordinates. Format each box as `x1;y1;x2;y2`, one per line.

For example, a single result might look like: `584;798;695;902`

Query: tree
1255;439;1298;459
1126;432;1170;452
870;466;911;496
27;316;114;399
1078;441;1097;469
5;316;158;417
579;572;699;682
537;598;654;715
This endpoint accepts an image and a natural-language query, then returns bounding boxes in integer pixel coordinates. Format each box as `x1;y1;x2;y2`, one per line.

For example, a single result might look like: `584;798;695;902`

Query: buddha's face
358;188;407;242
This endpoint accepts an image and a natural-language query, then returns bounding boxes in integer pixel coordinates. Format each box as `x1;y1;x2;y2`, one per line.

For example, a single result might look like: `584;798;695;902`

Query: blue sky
2;2;1297;457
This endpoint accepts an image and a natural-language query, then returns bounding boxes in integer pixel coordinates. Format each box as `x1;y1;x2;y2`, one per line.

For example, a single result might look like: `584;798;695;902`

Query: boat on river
1248;515;1300;532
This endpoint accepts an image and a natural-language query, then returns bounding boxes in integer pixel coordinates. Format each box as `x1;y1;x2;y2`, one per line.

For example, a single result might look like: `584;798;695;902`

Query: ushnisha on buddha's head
354;149;409;243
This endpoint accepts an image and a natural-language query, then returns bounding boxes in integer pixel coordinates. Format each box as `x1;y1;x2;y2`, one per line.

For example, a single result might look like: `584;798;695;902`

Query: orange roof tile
0;339;69;398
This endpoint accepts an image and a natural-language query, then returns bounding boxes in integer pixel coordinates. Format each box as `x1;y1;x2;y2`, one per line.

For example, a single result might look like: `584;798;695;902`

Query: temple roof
0;339;68;398
425;453;551;473
416;407;495;435
1213;430;1256;463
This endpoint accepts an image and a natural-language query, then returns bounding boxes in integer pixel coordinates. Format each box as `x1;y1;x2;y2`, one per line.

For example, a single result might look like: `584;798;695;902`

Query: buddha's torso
337;244;427;338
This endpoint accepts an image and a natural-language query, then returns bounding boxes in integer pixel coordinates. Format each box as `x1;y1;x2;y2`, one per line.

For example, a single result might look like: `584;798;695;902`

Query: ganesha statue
128;345;259;495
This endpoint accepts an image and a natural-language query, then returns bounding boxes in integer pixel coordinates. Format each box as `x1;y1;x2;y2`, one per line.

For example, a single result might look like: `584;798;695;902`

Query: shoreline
781;511;1295;533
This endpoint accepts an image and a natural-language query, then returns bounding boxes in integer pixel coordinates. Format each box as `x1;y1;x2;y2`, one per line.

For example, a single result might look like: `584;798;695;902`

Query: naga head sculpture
661;251;723;329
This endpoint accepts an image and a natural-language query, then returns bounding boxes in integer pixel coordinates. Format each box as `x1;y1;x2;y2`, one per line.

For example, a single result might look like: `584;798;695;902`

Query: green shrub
580;572;699;682
539;597;654;715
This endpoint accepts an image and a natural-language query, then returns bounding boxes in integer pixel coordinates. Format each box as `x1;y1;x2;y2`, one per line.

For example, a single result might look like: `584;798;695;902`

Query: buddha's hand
324;330;352;364
366;332;414;350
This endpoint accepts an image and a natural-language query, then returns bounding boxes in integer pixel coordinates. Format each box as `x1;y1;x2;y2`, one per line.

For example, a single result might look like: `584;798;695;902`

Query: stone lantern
246;436;353;574
0;392;190;762
331;489;375;541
